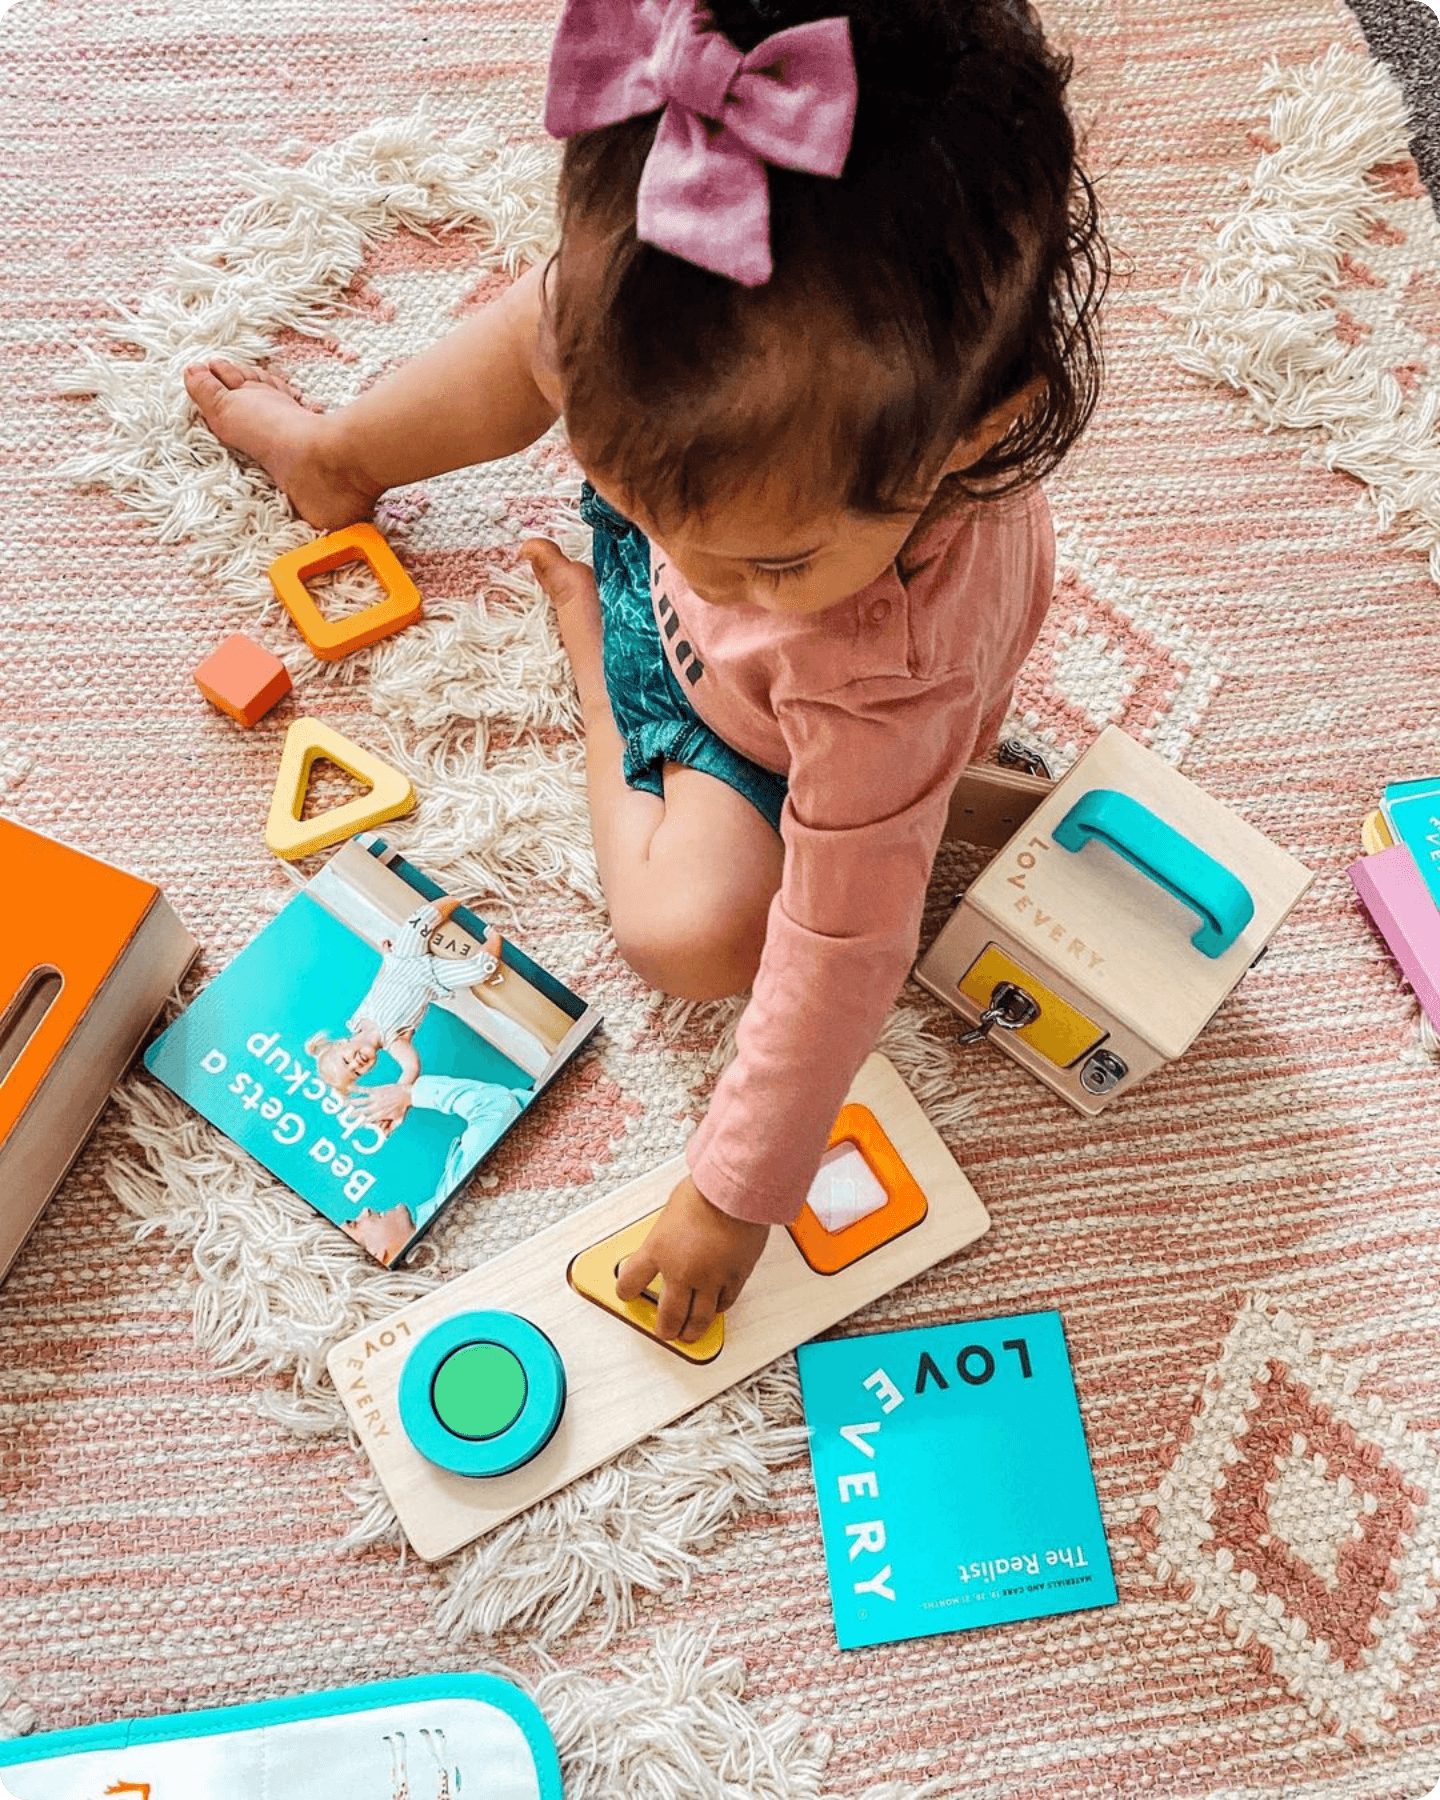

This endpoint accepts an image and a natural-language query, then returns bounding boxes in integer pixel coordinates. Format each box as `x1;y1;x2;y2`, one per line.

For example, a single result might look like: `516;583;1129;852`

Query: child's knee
612;893;762;1002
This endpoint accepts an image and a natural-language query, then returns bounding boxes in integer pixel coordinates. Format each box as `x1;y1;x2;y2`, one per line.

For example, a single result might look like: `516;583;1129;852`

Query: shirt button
868;598;891;624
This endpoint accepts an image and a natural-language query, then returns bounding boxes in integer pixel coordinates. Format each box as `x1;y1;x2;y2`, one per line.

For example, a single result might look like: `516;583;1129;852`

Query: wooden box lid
963;728;1313;1059
0;819;160;1141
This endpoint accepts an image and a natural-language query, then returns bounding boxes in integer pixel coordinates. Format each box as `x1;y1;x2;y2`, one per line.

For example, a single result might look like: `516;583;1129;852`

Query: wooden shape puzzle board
328;1054;990;1561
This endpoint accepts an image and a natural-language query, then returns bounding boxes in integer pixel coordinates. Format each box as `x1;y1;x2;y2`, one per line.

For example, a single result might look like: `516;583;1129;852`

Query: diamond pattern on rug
1140;1296;1440;1745
1008;529;1224;772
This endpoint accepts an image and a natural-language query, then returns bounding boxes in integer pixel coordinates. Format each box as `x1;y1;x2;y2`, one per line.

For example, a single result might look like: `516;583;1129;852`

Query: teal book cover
144;839;600;1268
797;1310;1115;1649
1383;784;1440;911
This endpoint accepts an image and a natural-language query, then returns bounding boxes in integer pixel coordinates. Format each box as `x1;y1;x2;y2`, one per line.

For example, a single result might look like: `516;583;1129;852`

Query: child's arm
618;673;989;1342
386;1035;422;1088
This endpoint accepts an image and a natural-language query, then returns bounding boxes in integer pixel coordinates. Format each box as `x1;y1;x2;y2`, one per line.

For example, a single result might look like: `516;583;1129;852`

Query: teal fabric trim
0;1673;561;1799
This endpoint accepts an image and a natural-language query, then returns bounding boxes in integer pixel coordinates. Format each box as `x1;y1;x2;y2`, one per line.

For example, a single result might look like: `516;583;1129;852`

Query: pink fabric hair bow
545;0;858;286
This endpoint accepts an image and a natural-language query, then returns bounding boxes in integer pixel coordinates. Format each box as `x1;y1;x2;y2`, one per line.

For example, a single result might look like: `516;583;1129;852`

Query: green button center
431;1342;528;1440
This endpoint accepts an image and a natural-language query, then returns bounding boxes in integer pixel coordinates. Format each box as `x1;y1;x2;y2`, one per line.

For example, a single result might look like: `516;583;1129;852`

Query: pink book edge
1348;847;1440;1028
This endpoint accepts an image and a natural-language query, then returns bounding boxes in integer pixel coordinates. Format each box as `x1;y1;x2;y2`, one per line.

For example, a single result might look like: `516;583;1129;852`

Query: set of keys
957;980;1041;1045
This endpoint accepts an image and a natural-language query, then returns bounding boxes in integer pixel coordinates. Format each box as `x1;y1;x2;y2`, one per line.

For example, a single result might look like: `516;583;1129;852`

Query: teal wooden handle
1052;788;1255;958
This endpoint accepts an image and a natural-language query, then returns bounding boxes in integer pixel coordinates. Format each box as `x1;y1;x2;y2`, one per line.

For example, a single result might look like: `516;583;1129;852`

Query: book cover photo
145;837;601;1267
797;1309;1116;1650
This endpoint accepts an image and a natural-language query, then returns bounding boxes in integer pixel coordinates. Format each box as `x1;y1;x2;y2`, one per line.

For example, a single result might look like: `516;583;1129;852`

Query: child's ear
941;375;1048;476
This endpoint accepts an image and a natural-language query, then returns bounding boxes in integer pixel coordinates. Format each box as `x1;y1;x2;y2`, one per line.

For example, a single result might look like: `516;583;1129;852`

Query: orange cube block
194;633;293;728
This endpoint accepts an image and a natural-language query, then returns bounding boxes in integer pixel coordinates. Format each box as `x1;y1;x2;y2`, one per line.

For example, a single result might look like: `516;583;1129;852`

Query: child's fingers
679;1289;719;1343
615;1247;661;1304
654;1281;695;1344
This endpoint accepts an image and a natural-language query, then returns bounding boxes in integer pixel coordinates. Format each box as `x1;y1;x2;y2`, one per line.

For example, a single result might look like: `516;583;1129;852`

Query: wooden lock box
918;727;1314;1114
0;819;197;1281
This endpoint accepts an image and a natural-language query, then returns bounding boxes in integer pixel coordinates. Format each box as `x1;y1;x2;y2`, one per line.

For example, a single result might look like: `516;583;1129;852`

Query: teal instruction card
797;1309;1116;1649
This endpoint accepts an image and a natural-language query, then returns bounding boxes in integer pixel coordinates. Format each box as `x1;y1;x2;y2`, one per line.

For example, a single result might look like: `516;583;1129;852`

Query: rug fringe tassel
1172;48;1440;591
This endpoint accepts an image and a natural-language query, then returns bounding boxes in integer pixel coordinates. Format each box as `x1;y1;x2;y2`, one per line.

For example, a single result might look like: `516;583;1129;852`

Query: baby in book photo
307;895;524;1262
306;894;507;1102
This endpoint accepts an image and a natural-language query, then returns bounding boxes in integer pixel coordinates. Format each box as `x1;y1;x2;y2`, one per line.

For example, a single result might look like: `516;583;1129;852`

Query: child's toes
209;356;260;389
183;361;231;418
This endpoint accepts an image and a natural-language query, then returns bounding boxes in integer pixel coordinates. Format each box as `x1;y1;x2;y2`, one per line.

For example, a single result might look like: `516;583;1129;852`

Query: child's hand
616;1175;769;1343
353;1081;414;1131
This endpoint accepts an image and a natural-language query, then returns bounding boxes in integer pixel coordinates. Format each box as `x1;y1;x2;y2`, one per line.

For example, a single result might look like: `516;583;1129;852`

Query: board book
797;1308;1115;1649
1381;777;1440;913
144;836;600;1266
1349;844;1440;1030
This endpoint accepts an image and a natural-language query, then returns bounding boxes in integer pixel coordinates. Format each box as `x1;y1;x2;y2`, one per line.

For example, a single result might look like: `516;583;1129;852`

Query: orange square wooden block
269;523;423;662
194;633;292;728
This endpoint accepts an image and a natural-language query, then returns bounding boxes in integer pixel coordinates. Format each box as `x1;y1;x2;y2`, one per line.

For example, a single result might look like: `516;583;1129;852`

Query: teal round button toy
399;1310;566;1477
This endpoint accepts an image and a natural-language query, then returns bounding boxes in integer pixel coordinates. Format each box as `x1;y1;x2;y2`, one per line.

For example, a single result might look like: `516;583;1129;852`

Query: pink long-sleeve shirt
650;483;1056;1224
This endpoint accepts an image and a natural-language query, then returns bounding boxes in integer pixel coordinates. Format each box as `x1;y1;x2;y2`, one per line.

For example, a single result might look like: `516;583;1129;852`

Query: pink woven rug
3;0;1440;1793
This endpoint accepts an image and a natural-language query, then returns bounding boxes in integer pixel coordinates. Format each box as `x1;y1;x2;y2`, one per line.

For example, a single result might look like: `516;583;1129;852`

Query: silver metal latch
996;737;1055;780
958;980;1042;1046
1079;1047;1128;1095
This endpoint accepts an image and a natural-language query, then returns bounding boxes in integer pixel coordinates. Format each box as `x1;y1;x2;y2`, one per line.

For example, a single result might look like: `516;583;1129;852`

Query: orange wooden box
0;819;197;1281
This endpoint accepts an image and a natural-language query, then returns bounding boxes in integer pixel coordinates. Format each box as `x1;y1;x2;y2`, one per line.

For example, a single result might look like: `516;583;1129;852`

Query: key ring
958;980;1041;1045
997;737;1055;781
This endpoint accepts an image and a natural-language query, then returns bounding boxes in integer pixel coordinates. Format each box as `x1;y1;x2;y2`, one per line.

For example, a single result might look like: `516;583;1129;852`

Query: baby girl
186;0;1106;1342
305;898;505;1101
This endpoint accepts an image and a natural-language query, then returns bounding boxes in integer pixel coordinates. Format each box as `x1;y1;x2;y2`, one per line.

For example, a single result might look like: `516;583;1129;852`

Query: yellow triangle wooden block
265;716;416;861
567;1208;726;1364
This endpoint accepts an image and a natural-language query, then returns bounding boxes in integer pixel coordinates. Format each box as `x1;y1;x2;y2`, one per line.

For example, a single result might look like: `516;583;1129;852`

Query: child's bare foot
520;538;609;720
183;358;382;531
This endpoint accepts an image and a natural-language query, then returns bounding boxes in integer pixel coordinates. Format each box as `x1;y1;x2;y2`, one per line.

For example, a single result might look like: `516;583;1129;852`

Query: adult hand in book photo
615;1174;769;1344
353;1081;416;1133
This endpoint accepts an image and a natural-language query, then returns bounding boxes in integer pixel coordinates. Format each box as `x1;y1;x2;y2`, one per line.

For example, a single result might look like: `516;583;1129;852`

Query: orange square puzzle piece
268;522;423;662
786;1103;930;1274
193;633;292;728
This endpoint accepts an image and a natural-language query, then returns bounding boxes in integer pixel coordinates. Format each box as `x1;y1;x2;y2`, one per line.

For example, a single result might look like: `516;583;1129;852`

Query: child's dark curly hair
549;0;1107;534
